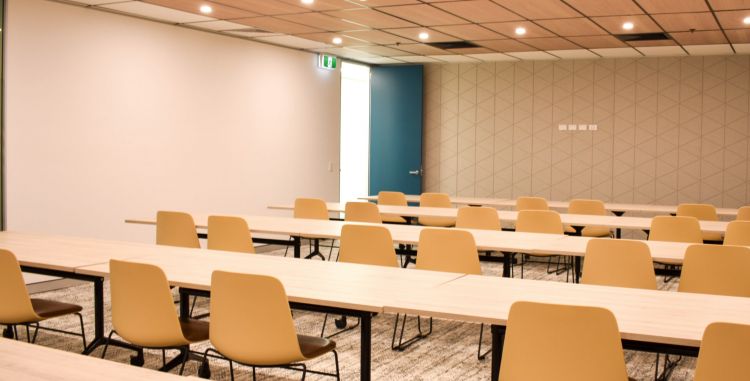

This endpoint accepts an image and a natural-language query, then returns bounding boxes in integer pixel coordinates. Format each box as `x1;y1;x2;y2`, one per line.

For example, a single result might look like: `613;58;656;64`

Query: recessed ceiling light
514;27;526;36
744;16;750;25
622;21;634;30
418;32;429;40
301;0;314;4
199;4;213;14
332;37;343;45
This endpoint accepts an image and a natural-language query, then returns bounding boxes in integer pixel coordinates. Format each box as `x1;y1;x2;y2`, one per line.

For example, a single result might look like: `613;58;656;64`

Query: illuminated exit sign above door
318;54;337;70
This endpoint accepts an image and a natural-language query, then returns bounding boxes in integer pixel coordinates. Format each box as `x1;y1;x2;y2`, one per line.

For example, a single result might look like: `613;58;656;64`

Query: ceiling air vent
615;32;671;42
426;41;480;50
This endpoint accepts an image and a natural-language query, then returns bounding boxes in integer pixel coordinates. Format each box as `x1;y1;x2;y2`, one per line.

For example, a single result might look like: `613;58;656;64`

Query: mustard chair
694;322;750;381
678;244;750;297
582;239;657;290
566;199;612;238
392;229;481;352
500;301;628;381
156;211;200;248
292;198;333;260
207;215;255;254
204;271;339;381
649;215;703;282
418;192;455;227
103;260;209;374
724;220;750;246
737;206;750;221
344;202;382;224
321;224;399;338
516;210;568;279
455;206;501;231
377;191;409;224
0;249;86;350
677;203;723;242
515;196;548;211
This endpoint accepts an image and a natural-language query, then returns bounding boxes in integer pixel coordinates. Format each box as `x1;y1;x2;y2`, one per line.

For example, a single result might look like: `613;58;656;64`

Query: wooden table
269;203;730;236
0;338;198;381
360;195;740;217
384;274;750;381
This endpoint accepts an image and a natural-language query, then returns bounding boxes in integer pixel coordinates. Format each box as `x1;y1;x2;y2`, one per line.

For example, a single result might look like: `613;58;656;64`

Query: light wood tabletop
0;338;198;381
359;195;740;217
384;274;750;348
268;203;730;234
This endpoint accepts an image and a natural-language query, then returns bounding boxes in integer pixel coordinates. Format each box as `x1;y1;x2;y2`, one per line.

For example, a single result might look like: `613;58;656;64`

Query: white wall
5;0;341;242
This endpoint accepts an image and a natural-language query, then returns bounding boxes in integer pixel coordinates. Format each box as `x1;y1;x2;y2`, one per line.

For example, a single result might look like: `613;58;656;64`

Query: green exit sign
318;54;337;70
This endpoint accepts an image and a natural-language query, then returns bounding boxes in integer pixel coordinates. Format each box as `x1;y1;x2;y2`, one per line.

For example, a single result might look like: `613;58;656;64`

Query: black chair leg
76;313;87;351
100;330;116;359
178;346;190;375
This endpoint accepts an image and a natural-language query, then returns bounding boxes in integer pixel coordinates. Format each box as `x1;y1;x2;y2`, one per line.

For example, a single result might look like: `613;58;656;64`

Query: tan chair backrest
416;229;481;275
582;239;657;290
568;199;606;215
156;211;200;248
377;191;408;206
293;198;328;220
207;215;255;254
455;207;501;231
516;210;564;234
110;260;188;347
210;271;304;366
419;192;452;208
737;206;750;221
516;196;549;211
0;250;39;323
648;216;703;243
344;202;382;223
500;301;628;381
678;245;750;297
724;220;750;246
677;203;718;221
339;225;398;267
694;322;750;381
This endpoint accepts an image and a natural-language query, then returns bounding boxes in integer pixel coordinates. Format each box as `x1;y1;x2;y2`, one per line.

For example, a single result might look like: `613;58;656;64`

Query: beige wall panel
655;58;681;205
551;61;574;201
475;63;496;197
591;60;616;202
678;57;703;203
439;64;459;195
633;58;659;204
493;63;515;198
612;59;637;203
571;60;595;200
700;56;726;206
512;62;534;197
723;56;749;207
531;62;554;200
457;64;478;196
423;64;442;192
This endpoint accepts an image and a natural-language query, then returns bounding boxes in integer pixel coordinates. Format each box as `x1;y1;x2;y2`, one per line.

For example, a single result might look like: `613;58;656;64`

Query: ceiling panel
506;51;558;60
213;0;310;15
393;55;443;62
324;9;416;29
591;15;663;34
102;2;214;23
670;30;728;45
233;16;323;34
567;35;628;48
708;0;750;11
536;18;608;36
636;0;710;13
277;0;363;12
683;44;734;55
144;0;258;19
548;49;600;59
433;24;506;40
564;0;644;16
715;10;750;29
651;12;720;31
384;27;458;42
732;42;750;52
186;20;252;31
492;0;581;19
522;37;580;50
591;47;643;57
429;55;481;62
724;28;750;43
278;12;364;31
627;39;677;47
388;43;451;55
295;32;369;46
475;38;536;52
255;35;329;49
377;4;469;26
432;0;523;23
347;45;412;56
636;45;687;56
483;21;556;38
359;0;421;6
342;29;415;45
465;52;518;61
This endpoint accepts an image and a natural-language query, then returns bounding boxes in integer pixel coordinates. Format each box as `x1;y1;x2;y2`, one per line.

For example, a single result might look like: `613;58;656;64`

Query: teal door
369;65;423;196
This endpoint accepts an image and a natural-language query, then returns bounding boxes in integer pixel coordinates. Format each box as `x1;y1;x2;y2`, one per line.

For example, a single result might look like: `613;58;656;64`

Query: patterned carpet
14;245;696;380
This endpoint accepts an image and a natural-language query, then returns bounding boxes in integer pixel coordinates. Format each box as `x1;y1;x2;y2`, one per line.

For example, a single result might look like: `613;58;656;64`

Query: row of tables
8;226;750;381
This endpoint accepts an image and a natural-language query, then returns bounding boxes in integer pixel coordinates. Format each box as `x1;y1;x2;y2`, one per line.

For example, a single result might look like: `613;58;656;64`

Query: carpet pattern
13;246;697;380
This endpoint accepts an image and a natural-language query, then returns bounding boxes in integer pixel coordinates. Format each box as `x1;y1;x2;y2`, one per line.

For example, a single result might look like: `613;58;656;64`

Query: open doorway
339;61;371;203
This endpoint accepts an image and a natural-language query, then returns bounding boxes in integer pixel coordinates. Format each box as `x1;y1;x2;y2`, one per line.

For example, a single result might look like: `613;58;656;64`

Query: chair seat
418;216;455;227
565;225;611;237
31;298;82;320
702;232;723;242
298;334;336;360
179;319;209;343
381;214;407;224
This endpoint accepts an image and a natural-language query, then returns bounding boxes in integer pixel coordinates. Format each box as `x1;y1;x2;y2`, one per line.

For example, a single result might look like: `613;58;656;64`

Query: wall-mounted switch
558;124;567;131
588;124;598;131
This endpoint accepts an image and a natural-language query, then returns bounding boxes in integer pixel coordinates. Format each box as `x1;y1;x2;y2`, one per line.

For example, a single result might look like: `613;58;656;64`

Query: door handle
409;169;423;176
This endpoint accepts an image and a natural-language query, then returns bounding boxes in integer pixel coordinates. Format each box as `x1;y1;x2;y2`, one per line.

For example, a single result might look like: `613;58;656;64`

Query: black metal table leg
501;252;511;278
82;277;105;355
293;236;301;259
612;211;624;238
572;225;584;236
490;325;504;381
574;256;581;283
179;288;190;318
360;313;372;381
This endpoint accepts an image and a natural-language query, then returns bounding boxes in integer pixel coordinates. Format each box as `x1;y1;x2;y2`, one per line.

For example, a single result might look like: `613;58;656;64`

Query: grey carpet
14;245;696;380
